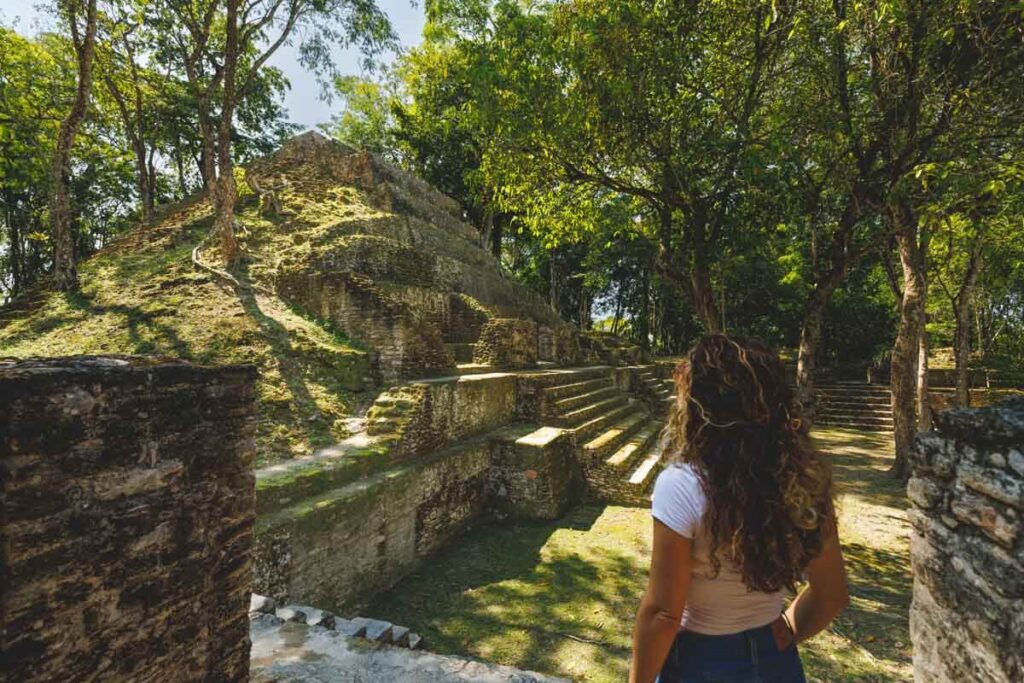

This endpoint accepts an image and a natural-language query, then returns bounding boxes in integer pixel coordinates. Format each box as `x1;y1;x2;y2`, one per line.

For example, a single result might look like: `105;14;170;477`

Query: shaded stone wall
0;357;258;682
254;437;493;612
908;398;1024;683
474;318;539;368
277;270;453;381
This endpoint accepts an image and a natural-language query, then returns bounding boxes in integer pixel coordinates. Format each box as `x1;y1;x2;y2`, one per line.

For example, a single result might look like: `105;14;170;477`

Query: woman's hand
629;519;693;683
784;517;850;644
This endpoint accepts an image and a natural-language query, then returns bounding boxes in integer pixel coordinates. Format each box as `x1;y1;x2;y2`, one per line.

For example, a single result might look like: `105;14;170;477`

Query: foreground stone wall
0;357;258;682
908;398;1024;683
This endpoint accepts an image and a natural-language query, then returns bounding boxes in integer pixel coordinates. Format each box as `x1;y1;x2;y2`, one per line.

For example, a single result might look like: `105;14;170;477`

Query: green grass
0;194;378;467
367;428;913;682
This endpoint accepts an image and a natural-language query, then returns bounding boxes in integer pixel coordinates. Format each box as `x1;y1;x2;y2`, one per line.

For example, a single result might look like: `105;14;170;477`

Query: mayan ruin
2;1;1023;681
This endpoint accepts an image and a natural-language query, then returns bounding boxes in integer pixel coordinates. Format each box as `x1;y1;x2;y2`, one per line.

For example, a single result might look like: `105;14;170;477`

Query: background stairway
539;368;668;506
815;381;893;432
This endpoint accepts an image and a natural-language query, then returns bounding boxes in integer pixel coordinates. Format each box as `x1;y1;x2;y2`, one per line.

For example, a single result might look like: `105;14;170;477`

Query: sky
0;0;426;130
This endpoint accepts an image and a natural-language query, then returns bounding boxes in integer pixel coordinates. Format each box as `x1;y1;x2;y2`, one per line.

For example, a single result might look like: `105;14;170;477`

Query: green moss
0;193;375;467
255;442;394;513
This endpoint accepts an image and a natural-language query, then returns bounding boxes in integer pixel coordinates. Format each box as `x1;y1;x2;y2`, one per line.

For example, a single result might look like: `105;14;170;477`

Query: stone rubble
250;613;568;683
254;593;423;650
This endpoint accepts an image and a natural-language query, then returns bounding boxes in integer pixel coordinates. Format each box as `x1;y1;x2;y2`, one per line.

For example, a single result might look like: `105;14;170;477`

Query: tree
150;0;395;266
50;0;99;291
457;0;796;333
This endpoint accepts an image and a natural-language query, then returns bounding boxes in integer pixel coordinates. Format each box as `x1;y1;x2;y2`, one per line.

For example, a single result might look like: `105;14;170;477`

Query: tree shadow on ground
373;428;915;682
62;291;193;358
365;504;647;683
233;264;331;454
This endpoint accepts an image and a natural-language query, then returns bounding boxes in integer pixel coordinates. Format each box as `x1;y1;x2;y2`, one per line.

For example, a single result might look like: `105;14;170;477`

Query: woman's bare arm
629;519;693;683
784;519;850;643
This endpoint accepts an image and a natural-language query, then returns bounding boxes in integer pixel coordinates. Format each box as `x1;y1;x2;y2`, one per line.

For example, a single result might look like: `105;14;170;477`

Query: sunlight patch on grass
369;429;913;682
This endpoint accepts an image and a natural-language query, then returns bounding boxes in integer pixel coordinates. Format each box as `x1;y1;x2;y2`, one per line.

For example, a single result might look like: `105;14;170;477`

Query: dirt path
369;427;913;682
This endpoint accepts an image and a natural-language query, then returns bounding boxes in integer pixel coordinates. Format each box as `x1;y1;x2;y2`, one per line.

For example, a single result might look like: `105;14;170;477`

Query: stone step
817;385;891;396
553;395;629;428
819;405;893;418
542;376;615;401
571;404;640;443
444;342;476;363
627;447;664;489
819;390;891;400
818;415;894;428
604;420;662;472
582;411;651;460
820;397;892;408
456;362;496;376
552;386;620;414
816;418;893;432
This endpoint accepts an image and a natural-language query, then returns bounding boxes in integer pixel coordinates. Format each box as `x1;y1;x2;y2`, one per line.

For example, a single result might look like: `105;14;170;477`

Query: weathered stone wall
254;437;493;612
474;318;539;368
0;357;258;682
908;398;1024;683
277;269;453;381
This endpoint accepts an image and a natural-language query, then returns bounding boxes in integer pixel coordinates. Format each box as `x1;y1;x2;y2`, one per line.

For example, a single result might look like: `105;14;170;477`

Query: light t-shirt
651;463;783;635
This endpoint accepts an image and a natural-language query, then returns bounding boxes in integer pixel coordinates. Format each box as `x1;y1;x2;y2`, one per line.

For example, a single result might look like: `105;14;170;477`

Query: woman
630;335;849;683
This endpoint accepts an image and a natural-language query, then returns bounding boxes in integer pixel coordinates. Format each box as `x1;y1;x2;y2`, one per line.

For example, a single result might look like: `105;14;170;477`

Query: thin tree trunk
689;260;722;334
638;266;651;350
953;244;982;407
50;0;98;292
917;315;931;431
889;204;926;479
213;0;241;267
549;249;559;311
796;287;832;419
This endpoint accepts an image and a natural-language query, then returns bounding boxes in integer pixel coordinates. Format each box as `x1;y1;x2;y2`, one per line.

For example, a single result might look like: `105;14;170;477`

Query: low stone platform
250;614;568;682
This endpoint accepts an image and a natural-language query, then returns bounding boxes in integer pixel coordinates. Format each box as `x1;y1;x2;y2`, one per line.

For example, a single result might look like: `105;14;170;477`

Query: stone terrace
252;363;674;614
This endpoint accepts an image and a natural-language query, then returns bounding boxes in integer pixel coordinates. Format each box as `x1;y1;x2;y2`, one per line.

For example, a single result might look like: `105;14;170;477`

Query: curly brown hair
660;334;834;593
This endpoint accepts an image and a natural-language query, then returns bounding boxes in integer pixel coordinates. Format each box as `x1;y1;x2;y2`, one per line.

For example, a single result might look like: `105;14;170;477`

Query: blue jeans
656;622;807;683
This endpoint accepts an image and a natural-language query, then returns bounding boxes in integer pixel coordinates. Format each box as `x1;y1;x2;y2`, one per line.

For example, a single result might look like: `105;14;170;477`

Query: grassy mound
0;189;389;466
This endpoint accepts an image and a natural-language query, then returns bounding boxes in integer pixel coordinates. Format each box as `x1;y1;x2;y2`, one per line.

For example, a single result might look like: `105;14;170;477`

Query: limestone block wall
0;357;258;682
253;369;595;612
474;318;539;368
366;372;519;460
908;398;1024;683
254;436;492;612
277;269;452;381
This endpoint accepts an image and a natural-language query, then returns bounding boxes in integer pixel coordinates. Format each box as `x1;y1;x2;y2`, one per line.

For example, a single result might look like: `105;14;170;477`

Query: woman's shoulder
652;461;705;507
652;461;706;537
654;461;702;490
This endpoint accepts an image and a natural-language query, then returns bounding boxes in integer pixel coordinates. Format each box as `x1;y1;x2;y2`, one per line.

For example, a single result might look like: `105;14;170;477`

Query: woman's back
652;463;783;635
629;334;850;683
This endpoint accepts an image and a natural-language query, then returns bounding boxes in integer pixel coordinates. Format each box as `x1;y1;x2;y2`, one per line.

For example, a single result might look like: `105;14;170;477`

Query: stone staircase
815;381;893;432
538;368;669;506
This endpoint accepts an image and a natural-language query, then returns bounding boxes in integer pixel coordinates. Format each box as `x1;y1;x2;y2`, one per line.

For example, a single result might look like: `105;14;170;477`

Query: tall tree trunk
50;0;98;292
889;204;927;479
213;0;241;267
954;305;971;407
638;266;651;350
796;285;833;419
549;248;559;311
6;201;21;297
689;260;722;334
